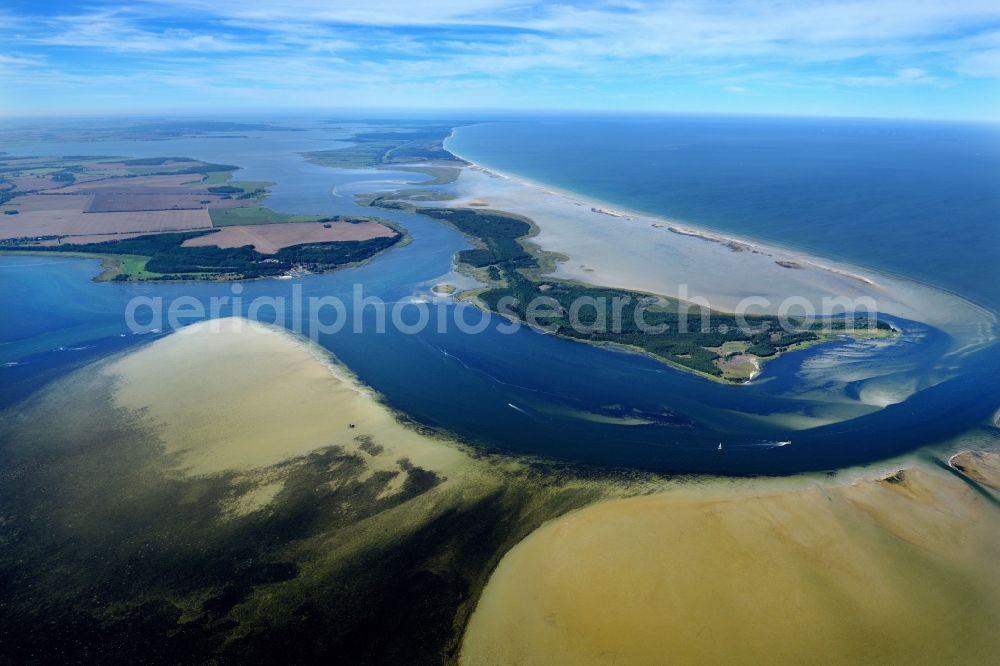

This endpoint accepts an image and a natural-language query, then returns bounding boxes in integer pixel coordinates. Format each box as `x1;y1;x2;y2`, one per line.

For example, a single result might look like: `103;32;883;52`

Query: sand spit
440;146;996;356
462;462;1000;665
106;317;466;478
950;450;1000;490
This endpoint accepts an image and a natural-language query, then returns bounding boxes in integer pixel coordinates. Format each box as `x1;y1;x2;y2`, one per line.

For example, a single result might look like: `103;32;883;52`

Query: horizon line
1;107;998;126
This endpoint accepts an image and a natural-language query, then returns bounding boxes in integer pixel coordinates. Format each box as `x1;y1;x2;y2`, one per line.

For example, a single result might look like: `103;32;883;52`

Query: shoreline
442;132;997;355
0;221;410;283
446;131;883;290
7;315;998;662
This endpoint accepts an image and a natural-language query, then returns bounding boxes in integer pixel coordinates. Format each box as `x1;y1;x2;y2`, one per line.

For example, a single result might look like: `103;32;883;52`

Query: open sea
449;115;1000;311
2;115;999;474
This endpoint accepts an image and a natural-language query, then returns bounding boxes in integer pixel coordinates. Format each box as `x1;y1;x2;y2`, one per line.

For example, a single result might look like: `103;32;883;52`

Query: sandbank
4;318;999;662
462;460;1000;665
106;317;465;478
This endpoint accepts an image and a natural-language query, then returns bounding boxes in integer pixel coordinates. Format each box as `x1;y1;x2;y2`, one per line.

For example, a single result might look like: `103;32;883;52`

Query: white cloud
21;12;253;53
957;49;1000;78
2;1;999;117
7;2;1000;76
839;67;939;87
0;54;45;66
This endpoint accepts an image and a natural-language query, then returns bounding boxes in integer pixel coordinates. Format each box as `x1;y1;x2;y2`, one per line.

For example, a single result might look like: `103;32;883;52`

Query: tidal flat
0;319;619;662
461;459;1000;665
1;319;998;663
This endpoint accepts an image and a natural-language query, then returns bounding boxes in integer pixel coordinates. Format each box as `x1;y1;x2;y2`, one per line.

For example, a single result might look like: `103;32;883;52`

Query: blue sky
2;1;999;120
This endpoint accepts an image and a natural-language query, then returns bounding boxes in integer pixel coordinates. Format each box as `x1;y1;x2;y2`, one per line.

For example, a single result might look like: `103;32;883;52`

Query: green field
209;207;335;227
184;170;232;187
0;250;171;282
391;166;461;185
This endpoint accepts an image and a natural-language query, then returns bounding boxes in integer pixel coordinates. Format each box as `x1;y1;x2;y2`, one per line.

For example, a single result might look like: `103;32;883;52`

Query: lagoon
3;116;999;475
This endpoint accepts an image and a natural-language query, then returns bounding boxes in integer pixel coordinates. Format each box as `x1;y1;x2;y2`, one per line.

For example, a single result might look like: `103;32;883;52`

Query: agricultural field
0;154;404;281
182;220;397;254
0;156;266;241
207;206;337;227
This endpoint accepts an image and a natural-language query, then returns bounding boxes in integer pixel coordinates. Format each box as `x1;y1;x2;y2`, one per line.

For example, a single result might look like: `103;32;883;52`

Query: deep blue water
449;116;1000;311
2;116;999;475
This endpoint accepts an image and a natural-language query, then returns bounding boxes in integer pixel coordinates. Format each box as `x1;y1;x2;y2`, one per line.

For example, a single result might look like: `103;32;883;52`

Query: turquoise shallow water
2;117;998;474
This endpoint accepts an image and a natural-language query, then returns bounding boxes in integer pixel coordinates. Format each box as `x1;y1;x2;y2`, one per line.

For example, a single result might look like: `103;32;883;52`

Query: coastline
445;130;880;288
4;314;999;662
0;221;410;283
442;132;997;357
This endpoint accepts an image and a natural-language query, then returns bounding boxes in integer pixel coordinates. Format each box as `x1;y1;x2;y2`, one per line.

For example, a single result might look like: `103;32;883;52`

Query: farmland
0;155;403;279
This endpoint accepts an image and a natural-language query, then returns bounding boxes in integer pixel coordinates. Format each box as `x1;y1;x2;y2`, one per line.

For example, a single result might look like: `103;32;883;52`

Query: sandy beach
441;140;996;359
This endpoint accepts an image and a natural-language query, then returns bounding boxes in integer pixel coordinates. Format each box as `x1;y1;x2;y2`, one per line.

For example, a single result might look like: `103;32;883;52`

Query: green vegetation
405;206;895;381
205;181;270;200
126;161;238;177
187;170;232;186
50;170;76;183
228;180;273;193
303;126;464;169
119;157;190;166
418;208;537;271
3;230;401;281
209;207;348;227
358;189;457;205
391;165;462;185
0;250;169;282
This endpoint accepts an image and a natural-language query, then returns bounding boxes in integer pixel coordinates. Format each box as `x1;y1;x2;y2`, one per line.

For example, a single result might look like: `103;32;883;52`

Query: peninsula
0;154;403;280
